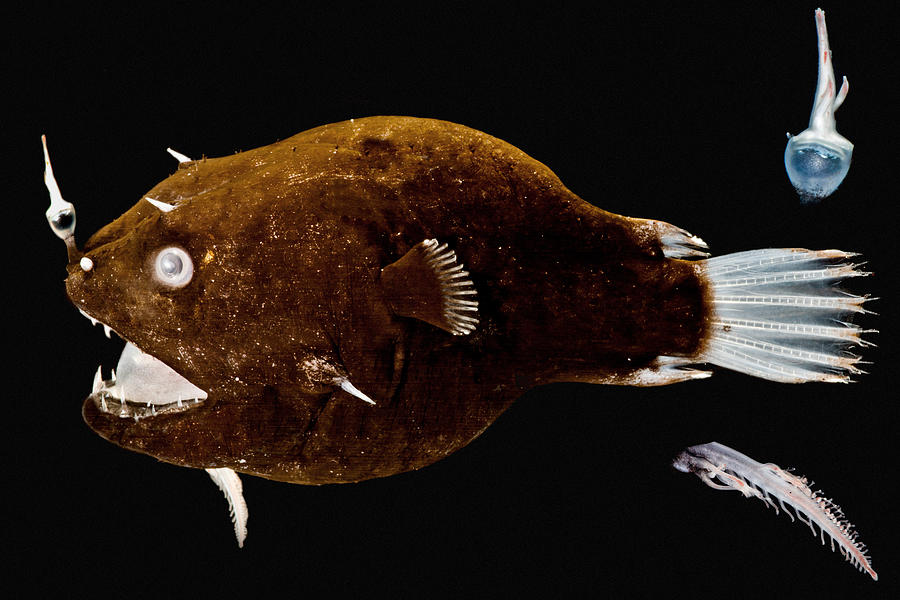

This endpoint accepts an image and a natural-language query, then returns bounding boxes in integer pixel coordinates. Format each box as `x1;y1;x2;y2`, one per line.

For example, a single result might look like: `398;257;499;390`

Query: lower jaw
81;396;206;470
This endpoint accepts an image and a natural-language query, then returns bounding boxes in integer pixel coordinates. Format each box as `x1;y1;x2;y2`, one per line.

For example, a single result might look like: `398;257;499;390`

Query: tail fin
699;249;874;383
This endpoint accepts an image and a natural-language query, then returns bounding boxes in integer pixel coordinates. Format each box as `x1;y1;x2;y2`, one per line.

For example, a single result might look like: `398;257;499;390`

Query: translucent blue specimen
785;9;853;202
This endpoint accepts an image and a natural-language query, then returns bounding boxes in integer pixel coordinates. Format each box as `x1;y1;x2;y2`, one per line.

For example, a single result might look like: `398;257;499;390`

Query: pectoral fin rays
380;239;479;335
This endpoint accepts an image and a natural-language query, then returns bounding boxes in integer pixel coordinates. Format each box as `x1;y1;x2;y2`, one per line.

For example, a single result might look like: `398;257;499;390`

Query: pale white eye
153;246;193;288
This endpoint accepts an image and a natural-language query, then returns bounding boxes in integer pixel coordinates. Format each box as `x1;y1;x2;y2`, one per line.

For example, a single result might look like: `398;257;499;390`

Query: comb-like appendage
674;441;877;581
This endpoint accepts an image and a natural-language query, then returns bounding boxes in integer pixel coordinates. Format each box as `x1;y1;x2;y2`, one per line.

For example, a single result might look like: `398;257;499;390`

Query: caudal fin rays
697;249;873;383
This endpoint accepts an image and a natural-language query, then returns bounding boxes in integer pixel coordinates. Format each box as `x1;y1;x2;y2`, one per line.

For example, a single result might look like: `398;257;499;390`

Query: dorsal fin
380;239;479;335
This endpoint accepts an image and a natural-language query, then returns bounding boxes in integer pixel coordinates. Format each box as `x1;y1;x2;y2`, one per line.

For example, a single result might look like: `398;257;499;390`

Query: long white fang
92;365;103;393
166;147;192;163
338;378;376;405
145;197;176;213
103;324;113;339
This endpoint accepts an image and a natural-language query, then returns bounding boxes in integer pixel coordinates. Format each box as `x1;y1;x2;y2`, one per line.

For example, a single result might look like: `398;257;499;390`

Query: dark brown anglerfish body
46;117;869;535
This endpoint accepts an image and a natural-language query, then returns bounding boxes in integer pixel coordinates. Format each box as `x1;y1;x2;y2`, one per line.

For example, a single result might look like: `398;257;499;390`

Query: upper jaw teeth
78;308;114;338
93;365;104;393
79;308;99;327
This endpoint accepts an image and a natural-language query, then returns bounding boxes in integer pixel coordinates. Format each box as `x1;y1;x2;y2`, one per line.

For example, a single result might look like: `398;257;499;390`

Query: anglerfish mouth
80;309;207;419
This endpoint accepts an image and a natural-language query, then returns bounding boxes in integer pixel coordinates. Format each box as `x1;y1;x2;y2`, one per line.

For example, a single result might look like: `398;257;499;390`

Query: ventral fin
381;239;479;335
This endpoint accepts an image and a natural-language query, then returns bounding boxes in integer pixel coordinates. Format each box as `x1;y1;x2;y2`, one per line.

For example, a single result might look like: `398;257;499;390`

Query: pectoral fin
380;239;479;335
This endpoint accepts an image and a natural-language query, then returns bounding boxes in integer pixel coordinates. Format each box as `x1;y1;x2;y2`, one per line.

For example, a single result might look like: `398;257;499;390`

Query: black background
7;3;897;597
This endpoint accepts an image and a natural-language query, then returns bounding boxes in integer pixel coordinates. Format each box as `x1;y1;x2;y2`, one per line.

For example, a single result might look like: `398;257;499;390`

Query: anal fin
381;239;479;335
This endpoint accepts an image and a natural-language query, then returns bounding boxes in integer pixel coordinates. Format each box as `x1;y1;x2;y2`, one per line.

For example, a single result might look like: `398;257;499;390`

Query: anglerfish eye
153;246;194;288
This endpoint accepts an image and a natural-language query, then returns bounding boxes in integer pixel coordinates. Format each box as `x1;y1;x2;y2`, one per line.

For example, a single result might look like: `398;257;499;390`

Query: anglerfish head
42;136;372;474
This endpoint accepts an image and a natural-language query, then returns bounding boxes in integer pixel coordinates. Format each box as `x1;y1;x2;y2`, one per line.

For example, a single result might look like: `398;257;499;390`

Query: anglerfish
43;116;872;546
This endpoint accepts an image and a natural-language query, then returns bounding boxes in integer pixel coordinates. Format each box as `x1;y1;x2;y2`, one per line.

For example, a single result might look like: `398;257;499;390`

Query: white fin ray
206;467;248;548
674;442;877;581
713;293;871;314
704;248;857;277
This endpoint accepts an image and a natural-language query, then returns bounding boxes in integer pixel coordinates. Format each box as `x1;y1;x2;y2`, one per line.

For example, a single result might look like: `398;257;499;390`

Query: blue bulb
784;141;851;202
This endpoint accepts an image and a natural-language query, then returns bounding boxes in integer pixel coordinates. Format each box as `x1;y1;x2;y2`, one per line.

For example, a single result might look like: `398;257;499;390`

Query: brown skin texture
69;116;709;484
